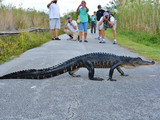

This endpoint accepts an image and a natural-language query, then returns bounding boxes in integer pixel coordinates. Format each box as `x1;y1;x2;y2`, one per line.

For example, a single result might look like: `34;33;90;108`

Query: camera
68;20;71;23
81;4;84;7
105;15;109;19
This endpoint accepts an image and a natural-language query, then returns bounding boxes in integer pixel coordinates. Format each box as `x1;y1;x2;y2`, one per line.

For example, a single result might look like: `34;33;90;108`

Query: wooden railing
0;28;50;37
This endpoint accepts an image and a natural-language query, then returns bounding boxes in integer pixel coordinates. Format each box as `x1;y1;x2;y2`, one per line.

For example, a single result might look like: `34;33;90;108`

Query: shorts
97;21;102;30
79;22;88;33
49;18;61;30
97;21;103;30
71;31;79;39
99;22;117;30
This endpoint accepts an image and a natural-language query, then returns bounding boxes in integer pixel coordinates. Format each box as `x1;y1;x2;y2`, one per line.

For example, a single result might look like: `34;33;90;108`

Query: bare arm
47;1;54;8
71;23;77;30
65;21;68;29
76;4;81;12
85;5;89;12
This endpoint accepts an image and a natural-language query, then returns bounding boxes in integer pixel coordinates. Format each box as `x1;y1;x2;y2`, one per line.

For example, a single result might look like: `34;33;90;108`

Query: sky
2;0;111;16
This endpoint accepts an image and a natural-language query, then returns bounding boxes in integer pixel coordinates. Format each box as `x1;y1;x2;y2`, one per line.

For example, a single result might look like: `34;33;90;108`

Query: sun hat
67;15;71;19
103;11;109;16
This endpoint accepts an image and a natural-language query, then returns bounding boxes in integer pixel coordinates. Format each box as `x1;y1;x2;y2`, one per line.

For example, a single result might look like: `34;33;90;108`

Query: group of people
47;0;117;44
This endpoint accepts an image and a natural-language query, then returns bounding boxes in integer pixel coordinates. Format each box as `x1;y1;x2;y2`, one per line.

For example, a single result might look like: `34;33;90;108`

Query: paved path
0;31;160;120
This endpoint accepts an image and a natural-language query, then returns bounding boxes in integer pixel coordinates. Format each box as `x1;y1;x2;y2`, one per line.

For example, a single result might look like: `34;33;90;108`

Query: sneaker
84;40;88;43
113;41;117;44
99;40;106;43
67;37;73;40
79;40;82;42
52;38;54;40
55;38;61;40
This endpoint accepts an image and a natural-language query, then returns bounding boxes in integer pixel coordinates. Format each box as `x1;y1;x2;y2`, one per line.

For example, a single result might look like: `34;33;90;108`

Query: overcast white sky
2;0;111;16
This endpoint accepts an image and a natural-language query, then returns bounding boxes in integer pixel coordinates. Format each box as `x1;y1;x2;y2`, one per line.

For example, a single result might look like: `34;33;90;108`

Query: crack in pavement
66;94;80;120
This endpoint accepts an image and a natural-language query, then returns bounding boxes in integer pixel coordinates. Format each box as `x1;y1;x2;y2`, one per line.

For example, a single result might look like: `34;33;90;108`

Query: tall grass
0;2;49;30
116;0;160;34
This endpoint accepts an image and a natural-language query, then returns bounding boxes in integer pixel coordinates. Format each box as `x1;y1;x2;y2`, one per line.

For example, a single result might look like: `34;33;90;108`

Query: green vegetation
108;0;160;34
0;29;65;63
104;0;160;63
105;29;160;62
0;32;50;63
115;0;160;34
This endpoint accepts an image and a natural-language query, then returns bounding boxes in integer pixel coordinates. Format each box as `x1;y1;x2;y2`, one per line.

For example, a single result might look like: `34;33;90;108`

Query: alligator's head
121;57;155;69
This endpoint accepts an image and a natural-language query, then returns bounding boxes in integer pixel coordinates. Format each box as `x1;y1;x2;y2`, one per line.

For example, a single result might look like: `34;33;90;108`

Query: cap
103;12;109;16
98;5;101;8
67;15;71;19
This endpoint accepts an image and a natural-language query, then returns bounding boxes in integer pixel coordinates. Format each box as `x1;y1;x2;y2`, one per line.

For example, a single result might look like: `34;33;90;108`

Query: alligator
0;53;155;81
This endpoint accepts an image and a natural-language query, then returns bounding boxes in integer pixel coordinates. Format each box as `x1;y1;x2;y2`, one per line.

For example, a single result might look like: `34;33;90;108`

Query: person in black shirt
96;5;105;40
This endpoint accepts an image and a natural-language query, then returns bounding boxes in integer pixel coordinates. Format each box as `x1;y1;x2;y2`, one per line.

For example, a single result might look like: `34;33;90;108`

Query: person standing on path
76;0;89;42
47;0;61;40
91;11;97;34
99;11;117;44
96;5;105;40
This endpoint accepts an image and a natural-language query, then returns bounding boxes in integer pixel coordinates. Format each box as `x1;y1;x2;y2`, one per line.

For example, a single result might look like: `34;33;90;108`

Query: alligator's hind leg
117;67;128;76
69;68;80;77
83;59;104;81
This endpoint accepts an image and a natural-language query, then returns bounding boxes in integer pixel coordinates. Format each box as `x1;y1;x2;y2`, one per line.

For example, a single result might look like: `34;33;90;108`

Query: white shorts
49;18;61;30
97;21;103;30
71;31;79;39
97;21;102;30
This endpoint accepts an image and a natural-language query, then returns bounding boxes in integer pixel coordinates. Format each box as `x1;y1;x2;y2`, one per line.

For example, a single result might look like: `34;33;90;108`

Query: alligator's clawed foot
90;77;104;81
108;78;117;81
72;75;81;77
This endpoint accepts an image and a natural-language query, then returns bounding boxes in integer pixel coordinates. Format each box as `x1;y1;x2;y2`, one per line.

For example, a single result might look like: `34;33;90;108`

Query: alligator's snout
142;60;155;65
123;58;155;69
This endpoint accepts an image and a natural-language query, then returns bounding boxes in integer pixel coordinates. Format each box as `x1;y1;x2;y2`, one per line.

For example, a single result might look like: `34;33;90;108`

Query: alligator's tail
0;59;80;79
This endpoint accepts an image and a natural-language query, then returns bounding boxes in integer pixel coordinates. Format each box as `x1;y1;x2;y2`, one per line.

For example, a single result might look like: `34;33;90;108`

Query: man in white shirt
47;0;61;40
99;11;117;44
64;16;79;41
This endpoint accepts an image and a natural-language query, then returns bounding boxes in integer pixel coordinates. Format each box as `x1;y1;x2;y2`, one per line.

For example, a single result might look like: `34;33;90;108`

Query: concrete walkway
0;31;160;120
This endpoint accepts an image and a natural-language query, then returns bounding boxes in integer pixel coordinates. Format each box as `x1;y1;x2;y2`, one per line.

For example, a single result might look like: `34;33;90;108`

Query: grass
105;29;160;63
0;29;65;64
115;0;160;34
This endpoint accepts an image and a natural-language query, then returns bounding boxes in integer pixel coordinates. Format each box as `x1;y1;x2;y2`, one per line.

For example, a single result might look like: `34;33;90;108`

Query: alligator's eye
137;57;142;60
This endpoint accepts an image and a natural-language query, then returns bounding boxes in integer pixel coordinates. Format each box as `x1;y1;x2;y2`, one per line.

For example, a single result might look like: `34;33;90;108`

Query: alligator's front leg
117;67;128;76
83;59;104;81
108;62;122;81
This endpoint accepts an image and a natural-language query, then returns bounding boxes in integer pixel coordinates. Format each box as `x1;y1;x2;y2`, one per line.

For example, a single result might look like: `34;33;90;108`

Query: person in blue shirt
76;0;89;42
90;11;97;34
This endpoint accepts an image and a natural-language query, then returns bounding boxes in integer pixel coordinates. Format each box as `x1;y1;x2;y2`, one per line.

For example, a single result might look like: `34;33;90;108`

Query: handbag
77;19;81;24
